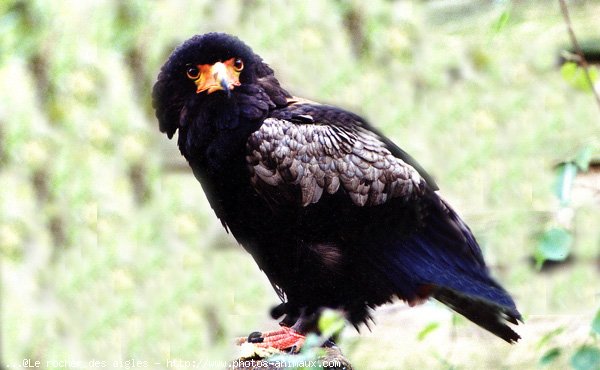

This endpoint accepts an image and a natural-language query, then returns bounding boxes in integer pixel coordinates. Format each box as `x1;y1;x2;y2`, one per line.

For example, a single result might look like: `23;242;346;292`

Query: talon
248;331;264;343
323;339;336;348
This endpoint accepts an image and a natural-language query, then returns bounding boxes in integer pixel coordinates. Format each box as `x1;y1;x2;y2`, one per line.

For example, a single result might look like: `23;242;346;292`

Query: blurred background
1;0;599;369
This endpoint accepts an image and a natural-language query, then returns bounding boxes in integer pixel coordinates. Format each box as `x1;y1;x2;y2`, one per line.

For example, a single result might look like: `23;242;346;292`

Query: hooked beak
194;59;241;95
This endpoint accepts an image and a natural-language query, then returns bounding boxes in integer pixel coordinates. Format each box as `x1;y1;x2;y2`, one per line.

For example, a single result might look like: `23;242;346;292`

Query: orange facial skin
193;58;242;94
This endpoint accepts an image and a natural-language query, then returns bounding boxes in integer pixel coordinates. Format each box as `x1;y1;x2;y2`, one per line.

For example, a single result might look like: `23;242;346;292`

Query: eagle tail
371;194;522;342
434;287;521;343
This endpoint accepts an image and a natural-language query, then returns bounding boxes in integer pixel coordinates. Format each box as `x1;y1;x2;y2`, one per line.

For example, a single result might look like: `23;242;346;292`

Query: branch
230;346;354;370
558;0;600;112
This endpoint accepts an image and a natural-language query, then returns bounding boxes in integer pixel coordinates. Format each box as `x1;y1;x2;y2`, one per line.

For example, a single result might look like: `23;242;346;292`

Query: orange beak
194;58;241;94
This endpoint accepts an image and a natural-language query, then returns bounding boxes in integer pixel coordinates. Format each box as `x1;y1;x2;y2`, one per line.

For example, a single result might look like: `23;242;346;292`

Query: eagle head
152;33;261;139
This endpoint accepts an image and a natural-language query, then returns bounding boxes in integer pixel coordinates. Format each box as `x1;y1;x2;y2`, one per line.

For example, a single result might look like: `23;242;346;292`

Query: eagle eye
233;58;244;72
186;66;200;79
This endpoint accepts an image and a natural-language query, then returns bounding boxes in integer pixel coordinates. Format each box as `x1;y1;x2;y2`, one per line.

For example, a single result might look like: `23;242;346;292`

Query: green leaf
536;227;573;263
301;333;321;351
492;9;511;33
318;309;345;338
537;327;565;349
561;62;599;92
555;162;578;206
592;308;600;335
540;347;561;366
417;322;440;341
574;145;595;172
570;346;600;370
561;61;578;80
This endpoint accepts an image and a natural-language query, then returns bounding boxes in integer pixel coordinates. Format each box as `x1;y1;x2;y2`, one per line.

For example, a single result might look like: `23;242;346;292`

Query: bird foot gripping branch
236;327;306;356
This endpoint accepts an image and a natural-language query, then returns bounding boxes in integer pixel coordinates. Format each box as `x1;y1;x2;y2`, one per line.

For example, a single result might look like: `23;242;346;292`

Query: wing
269;100;439;190
246;110;428;207
245;103;521;342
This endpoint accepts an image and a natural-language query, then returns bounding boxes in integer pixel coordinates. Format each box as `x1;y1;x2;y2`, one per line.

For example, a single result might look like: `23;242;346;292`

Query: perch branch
230;346;354;370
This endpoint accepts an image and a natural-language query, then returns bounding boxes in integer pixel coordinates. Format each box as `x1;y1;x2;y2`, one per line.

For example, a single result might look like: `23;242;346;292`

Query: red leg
236;326;306;351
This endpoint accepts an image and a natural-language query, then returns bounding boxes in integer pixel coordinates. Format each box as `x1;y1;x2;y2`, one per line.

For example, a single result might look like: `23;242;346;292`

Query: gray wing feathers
246;118;426;207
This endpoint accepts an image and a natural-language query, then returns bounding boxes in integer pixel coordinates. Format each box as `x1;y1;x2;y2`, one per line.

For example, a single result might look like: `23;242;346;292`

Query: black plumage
153;33;521;343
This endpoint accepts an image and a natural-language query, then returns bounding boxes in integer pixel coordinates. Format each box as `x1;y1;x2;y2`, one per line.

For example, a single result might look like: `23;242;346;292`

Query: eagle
152;32;521;350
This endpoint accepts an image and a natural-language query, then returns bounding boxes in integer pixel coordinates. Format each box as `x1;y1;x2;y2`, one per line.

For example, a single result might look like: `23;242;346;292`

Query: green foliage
566;309;600;369
537;327;566;350
535;227;573;267
318;309;346;339
540;309;600;369
570;346;600;370
539;347;561;367
593;308;600;336
536;143;597;267
492;9;511;33
417;322;440;341
555;162;578;206
560;62;599;92
574;144;595;172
